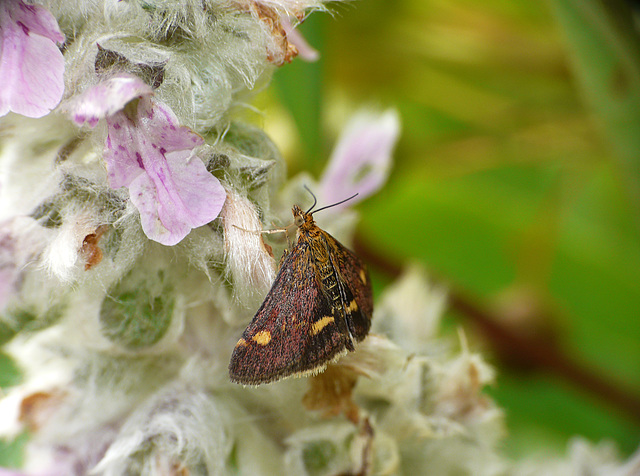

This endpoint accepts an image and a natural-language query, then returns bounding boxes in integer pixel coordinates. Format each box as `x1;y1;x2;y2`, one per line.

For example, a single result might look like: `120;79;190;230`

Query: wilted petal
0;0;65;118
104;97;226;246
320;109;400;207
66;75;154;127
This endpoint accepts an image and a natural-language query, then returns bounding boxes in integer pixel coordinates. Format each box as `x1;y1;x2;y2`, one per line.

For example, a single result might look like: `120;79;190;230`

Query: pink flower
67;75;226;246
0;0;65;118
105;97;226;245
320;109;400;208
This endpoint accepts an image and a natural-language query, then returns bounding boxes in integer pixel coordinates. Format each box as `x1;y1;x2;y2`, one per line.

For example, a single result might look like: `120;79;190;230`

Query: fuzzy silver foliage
0;1;638;476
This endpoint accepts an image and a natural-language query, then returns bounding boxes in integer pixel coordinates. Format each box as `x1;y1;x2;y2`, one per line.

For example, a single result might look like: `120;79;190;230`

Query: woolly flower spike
67;75;226;245
373;264;447;353
320;109;400;207
0;0;64;118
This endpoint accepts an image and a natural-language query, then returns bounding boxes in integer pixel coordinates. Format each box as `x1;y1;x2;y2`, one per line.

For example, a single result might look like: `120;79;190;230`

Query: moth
229;193;373;385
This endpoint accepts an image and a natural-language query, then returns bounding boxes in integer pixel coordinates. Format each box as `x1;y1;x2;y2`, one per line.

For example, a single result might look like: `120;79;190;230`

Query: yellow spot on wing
359;269;367;284
347;300;358;312
311;316;334;335
235;338;248;348
252;330;272;345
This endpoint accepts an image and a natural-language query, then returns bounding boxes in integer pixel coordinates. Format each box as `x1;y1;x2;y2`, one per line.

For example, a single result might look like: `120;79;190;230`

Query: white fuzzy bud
221;188;276;306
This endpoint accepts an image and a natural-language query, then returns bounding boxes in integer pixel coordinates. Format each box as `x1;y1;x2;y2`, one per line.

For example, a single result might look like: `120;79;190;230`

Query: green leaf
548;0;640;217
272;15;326;175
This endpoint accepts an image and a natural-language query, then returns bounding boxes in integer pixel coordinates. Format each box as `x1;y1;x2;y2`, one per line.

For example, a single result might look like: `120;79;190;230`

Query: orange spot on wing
252;330;272;345
311;316;335;335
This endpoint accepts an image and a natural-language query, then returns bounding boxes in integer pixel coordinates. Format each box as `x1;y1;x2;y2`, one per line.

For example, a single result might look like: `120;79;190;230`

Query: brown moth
229;196;373;385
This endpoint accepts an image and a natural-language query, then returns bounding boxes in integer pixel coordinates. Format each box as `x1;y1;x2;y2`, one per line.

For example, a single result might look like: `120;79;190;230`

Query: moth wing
229;241;348;385
322;232;373;342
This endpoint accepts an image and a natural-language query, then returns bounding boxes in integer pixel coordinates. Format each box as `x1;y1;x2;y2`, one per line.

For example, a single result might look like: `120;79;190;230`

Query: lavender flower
103;96;225;246
0;0;64;118
66;75;226;246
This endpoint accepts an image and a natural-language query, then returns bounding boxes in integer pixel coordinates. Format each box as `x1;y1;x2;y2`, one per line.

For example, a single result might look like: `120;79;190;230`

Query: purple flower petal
66;74;154;128
0;0;65;118
282;16;319;62
104;97;226;246
320;109;400;207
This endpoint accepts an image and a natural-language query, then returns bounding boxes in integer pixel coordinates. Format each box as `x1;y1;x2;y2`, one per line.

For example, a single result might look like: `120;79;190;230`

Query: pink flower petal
104;97;226;246
130;149;226;246
66;74;154;127
0;0;65;118
282;16;319;62
320;109;400;207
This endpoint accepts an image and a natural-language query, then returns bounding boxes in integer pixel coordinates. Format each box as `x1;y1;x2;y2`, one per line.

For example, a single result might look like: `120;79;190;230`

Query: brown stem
353;232;640;424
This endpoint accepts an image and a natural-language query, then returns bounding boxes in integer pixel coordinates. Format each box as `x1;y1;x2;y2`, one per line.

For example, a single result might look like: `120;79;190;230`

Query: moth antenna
310;193;359;215
304;185;318;214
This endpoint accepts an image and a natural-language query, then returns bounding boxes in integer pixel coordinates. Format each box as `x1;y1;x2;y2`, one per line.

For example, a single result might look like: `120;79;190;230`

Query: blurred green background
266;0;640;459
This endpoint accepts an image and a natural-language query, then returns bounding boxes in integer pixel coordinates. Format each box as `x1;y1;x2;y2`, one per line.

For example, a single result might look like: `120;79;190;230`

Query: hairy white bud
221;188;276;306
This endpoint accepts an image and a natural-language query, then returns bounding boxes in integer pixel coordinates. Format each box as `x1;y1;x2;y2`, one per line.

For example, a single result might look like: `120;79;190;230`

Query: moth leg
232;224;290;235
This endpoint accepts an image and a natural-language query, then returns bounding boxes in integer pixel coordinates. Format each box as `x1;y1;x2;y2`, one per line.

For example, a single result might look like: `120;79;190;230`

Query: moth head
293;187;358;229
292;205;306;227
